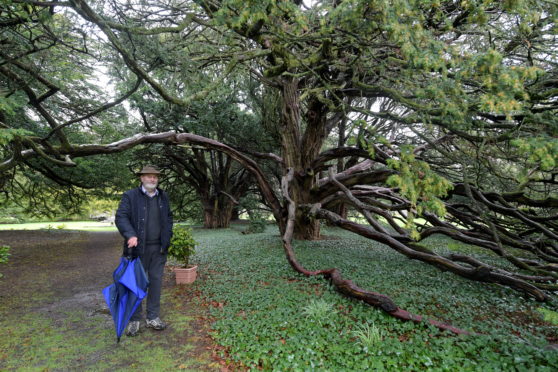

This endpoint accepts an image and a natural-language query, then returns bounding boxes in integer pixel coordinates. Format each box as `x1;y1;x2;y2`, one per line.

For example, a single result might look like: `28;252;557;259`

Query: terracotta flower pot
173;265;198;284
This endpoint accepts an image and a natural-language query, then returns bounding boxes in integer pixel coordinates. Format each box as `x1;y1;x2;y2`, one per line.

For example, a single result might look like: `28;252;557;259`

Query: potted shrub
168;225;198;284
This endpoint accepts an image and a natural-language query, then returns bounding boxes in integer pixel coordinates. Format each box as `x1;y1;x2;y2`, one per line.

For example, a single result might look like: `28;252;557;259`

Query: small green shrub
238;195;268;234
0;245;10;264
538;308;558;326
56;224;66;230
168;225;197;267
243;218;266;234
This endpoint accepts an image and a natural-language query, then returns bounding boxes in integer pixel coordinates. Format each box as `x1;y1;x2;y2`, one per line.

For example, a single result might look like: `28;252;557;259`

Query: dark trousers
131;244;167;321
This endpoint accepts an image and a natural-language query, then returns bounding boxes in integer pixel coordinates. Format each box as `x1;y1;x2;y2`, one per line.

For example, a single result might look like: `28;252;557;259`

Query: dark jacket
115;186;173;256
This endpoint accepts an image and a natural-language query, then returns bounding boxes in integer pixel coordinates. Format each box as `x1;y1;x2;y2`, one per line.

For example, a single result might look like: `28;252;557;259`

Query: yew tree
131;83;277;228
2;0;558;331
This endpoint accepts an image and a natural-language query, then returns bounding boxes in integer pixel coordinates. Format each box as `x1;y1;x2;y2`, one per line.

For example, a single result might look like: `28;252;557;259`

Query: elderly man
115;165;173;337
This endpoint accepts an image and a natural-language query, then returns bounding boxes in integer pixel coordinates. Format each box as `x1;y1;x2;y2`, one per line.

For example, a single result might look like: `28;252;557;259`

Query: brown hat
136;165;161;176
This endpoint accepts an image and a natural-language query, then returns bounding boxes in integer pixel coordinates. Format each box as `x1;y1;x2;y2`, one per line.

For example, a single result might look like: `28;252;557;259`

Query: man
115;165;173;337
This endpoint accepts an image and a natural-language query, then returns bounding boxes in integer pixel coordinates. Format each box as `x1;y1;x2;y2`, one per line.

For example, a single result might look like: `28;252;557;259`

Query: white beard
143;182;158;192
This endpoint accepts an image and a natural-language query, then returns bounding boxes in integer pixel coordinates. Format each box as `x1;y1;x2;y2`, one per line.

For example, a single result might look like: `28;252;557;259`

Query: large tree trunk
202;197;234;228
280;77;328;240
293;220;320;240
167;148;252;229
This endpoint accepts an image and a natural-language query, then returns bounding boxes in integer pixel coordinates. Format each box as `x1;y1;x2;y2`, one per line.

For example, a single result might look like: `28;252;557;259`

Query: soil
0;230;231;371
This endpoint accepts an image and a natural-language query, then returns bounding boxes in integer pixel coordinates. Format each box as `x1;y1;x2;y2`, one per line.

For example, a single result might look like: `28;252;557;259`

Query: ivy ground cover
192;225;558;371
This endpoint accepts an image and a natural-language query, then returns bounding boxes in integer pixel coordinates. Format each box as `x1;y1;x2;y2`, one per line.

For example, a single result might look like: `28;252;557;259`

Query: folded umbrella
103;256;149;342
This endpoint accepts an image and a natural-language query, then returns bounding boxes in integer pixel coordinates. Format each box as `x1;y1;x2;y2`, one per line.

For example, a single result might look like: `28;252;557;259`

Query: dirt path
0;230;224;371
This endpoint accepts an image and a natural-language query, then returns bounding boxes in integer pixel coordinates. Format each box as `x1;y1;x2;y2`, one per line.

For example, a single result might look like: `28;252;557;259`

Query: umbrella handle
125;245;140;259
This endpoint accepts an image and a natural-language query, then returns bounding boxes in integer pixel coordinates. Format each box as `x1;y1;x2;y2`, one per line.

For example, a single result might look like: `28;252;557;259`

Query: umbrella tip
117;337;121;343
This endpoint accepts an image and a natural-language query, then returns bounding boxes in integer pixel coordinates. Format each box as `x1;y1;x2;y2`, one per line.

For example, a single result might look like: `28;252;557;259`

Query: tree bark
202;197;234;228
280;77;328;240
293;214;320;240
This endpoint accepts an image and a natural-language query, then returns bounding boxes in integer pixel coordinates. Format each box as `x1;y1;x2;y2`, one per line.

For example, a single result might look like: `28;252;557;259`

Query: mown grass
0;288;212;371
0;221;117;231
191;225;558;371
0;230;215;371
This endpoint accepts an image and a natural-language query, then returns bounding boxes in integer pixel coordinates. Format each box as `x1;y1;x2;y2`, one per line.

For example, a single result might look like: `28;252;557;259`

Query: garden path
0;230;229;371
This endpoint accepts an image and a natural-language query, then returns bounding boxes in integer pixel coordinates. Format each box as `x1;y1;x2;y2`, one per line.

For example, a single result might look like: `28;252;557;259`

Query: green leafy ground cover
191;226;558;371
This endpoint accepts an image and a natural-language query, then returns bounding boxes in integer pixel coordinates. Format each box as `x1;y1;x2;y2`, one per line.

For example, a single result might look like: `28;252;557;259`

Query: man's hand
127;236;138;248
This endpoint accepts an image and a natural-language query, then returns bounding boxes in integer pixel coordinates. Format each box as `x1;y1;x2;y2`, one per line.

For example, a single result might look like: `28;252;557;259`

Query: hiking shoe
126;321;140;337
145;317;167;330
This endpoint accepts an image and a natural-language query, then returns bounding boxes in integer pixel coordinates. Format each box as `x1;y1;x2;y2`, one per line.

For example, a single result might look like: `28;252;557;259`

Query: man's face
140;174;159;191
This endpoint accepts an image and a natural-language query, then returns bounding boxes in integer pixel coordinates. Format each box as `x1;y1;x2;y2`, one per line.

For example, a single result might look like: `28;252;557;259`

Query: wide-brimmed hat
136;165;161;176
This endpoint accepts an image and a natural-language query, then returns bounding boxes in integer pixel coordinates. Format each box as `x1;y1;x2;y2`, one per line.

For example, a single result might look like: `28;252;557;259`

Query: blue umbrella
103;257;149;342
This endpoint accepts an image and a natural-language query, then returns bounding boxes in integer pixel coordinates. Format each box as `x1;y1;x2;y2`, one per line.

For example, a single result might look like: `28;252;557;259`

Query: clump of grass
352;322;383;350
0;245;10;279
538;308;558;326
302;299;335;325
0;245;10;264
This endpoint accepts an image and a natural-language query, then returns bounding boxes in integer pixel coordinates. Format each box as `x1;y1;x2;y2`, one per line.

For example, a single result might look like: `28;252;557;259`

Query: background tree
0;0;142;216
127;70;280;227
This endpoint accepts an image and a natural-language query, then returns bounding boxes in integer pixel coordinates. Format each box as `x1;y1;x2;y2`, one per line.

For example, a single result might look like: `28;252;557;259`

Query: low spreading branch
281;168;470;335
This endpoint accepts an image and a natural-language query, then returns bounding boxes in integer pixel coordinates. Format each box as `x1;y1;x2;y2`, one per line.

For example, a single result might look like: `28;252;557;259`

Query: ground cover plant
192;226;558;371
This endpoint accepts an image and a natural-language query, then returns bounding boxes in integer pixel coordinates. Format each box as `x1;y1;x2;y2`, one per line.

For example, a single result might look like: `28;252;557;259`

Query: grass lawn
0;221;117;231
0;229;215;371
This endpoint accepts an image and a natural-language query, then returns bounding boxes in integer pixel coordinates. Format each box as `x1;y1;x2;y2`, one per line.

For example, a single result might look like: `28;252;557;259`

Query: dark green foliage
0;153;135;220
243;218;266;234
191;227;558;370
